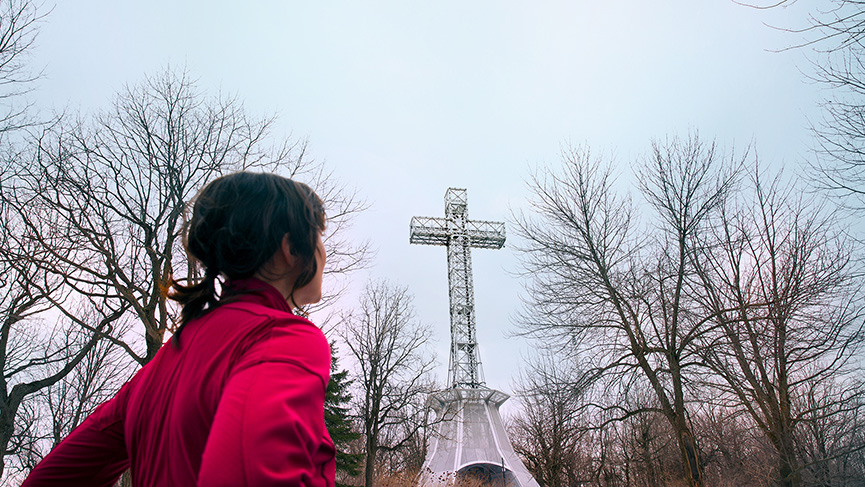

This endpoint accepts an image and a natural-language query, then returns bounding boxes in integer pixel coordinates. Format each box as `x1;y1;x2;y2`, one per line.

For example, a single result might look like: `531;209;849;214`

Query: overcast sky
30;1;823;413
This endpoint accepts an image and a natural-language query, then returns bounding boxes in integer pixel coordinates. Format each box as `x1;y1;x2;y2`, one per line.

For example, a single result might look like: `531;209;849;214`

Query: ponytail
169;269;219;342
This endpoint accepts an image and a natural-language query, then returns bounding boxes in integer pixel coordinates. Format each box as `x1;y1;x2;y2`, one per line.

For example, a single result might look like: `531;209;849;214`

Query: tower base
421;388;539;487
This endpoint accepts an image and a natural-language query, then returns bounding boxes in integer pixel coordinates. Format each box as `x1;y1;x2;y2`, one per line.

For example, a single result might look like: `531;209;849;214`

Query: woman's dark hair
169;172;326;337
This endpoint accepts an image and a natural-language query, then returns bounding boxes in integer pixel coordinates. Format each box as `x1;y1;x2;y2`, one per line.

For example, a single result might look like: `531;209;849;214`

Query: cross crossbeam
409;217;505;248
409;188;505;389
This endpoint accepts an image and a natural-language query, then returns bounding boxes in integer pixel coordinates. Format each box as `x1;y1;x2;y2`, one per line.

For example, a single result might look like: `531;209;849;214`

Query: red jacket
22;279;336;487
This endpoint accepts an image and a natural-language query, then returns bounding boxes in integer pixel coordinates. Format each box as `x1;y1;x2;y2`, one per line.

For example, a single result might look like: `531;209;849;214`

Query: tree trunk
677;428;703;487
364;429;377;487
0;391;23;481
0;401;13;480
144;327;164;364
777;429;800;487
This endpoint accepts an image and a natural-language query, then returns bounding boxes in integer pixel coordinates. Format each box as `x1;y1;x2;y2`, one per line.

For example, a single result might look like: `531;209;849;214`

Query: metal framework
410;189;539;487
410;188;505;389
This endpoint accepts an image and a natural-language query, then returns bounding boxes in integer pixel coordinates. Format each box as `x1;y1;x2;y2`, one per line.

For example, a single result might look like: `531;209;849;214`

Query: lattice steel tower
410;188;539;487
410;188;504;389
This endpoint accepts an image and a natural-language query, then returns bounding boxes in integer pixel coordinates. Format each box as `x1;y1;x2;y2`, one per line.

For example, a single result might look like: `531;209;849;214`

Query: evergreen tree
325;343;363;486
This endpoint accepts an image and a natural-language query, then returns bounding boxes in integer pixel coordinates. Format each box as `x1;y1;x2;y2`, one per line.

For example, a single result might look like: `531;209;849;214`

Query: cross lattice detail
410;188;505;389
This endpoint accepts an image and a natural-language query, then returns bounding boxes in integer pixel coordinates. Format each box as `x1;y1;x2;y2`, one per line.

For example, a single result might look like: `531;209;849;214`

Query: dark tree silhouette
513;134;742;487
325;343;363;487
338;280;435;487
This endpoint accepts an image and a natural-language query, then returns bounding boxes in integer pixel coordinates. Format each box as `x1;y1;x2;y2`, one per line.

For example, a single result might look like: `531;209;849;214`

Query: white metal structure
410;189;539;487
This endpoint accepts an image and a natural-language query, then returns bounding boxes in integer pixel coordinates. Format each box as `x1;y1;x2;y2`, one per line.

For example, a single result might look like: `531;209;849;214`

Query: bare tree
42;334;132;450
509;352;591;487
1;93;127;480
0;0;128;479
4;67;368;365
795;379;865;485
808;10;865;211
0;205;120;479
513;134;741;487
691;168;865;487
0;0;43;135
338;280;436;487
742;0;865;210
696;407;776;487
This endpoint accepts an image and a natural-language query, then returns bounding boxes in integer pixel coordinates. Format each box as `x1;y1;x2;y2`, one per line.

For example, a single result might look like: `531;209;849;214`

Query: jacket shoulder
222;302;330;380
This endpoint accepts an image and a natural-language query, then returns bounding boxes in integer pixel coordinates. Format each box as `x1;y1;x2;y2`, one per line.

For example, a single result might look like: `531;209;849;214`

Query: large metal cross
410;188;505;389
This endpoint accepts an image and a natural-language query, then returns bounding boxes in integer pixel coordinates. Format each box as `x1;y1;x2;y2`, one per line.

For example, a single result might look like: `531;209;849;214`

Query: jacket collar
223;277;295;315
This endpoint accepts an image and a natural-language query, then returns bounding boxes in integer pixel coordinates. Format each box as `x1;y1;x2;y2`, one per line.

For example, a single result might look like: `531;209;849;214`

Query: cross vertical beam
410;188;505;389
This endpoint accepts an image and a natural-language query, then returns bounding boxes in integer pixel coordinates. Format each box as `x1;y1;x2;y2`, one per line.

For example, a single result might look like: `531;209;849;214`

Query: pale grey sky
30;1;822;411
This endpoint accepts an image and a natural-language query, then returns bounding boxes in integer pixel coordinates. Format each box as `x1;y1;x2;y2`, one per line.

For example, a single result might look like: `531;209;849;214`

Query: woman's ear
280;234;296;268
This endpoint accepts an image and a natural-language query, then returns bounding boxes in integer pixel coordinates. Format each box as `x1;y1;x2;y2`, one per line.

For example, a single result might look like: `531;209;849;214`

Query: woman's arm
20;399;129;487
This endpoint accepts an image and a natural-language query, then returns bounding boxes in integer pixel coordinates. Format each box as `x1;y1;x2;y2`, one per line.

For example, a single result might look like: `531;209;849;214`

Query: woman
23;172;336;487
